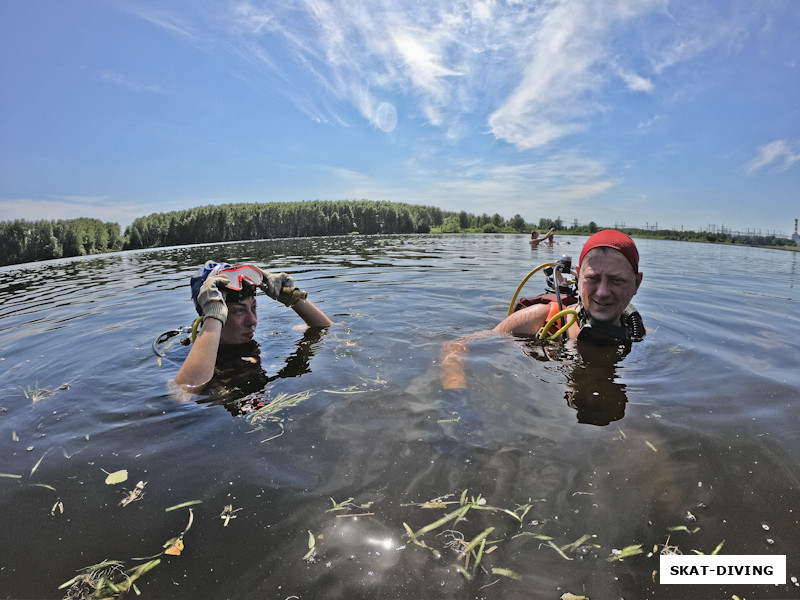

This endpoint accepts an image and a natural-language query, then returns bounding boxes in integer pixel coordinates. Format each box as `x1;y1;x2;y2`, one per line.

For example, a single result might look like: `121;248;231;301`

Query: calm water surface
1;234;798;599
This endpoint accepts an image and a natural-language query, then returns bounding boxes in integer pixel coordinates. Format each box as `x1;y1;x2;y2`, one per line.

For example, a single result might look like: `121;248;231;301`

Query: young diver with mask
173;262;332;391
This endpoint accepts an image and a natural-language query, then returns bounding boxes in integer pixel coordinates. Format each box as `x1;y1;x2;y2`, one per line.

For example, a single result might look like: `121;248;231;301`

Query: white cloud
617;68;654;93
127;0;779;157
99;72;168;94
745;140;800;174
322;150;615;218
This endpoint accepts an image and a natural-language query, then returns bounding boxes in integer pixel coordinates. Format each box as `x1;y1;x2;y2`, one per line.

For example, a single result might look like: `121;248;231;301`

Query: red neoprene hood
579;230;639;273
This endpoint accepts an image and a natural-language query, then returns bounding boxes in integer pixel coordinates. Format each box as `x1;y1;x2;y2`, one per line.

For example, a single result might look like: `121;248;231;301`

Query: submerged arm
439;330;494;390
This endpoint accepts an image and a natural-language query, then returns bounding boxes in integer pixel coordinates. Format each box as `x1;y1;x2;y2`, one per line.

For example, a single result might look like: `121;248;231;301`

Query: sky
1;0;799;236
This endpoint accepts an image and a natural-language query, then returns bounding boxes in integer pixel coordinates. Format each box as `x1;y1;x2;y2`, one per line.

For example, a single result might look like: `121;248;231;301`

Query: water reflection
521;340;630;425
564;343;630;426
194;329;325;415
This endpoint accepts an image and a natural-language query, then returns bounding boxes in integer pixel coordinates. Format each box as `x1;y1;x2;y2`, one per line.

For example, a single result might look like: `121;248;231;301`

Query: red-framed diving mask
218;265;263;291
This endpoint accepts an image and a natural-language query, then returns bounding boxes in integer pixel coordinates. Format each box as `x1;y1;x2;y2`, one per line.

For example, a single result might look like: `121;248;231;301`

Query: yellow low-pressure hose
190;316;204;343
507;263;553;316
538;309;579;341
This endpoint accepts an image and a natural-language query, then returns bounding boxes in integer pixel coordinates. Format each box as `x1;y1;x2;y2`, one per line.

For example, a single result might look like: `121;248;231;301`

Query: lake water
1;234;798;600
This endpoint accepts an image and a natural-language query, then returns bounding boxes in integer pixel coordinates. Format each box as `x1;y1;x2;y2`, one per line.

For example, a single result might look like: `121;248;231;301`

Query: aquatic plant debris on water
219;504;242;526
59;558;161;600
295;489;673;583
243;390;315;442
400;490;531;581
607;544;644;562
165;499;203;512
303;530;318;562
119;480;146;507
303;488;708;585
23;382;70;404
60;509;196;599
102;469;128;485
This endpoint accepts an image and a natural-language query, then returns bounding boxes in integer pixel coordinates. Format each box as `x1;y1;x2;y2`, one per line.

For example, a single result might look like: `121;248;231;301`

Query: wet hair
223;281;257;305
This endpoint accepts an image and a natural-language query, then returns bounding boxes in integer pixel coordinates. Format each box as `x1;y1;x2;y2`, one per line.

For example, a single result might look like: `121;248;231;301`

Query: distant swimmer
529;227;556;247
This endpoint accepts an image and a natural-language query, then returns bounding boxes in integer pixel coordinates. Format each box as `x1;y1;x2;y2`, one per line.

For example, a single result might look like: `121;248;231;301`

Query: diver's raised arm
173;271;229;389
256;267;333;328
173;317;222;389
291;298;333;328
492;302;553;337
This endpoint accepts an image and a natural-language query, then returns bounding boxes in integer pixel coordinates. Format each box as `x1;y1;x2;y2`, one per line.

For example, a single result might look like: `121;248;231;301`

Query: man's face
220;296;258;345
578;248;642;323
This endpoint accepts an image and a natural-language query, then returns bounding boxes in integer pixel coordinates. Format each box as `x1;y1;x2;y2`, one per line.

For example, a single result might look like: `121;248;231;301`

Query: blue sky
1;1;798;235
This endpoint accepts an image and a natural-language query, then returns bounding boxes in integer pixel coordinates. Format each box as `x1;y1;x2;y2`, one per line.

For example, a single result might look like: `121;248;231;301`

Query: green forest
1;199;796;267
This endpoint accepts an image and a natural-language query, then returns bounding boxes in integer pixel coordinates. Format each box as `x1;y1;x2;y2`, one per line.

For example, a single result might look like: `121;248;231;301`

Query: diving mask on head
218;265;308;303
218;265;263;291
190;262;261;315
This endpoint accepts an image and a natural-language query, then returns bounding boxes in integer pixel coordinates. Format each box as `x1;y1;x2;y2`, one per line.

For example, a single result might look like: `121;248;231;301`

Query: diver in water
440;229;645;399
173;262;332;392
496;229;643;342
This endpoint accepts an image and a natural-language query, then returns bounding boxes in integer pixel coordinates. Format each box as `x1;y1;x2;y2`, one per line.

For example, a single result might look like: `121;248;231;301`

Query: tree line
0;218;124;266
617;226;797;248
124;200;446;249
1;200;795;267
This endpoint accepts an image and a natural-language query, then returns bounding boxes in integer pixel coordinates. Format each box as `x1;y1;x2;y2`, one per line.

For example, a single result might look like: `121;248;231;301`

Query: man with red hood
495;229;643;341
441;229;644;391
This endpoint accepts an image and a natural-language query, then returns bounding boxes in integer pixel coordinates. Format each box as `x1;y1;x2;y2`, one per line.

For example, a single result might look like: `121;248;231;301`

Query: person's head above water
190;262;259;316
576;230;642;325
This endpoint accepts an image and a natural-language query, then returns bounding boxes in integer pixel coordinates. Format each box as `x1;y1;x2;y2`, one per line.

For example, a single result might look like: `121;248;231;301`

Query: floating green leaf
547;540;573;561
512;531;554;541
667;525;700;534
492;567;522;580
104;469;128;485
607;544;643;562
30;453;46;477
561;534;594;553
462;527;495;555
327;497;355;512
303;530;317;561
32;483;57;491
